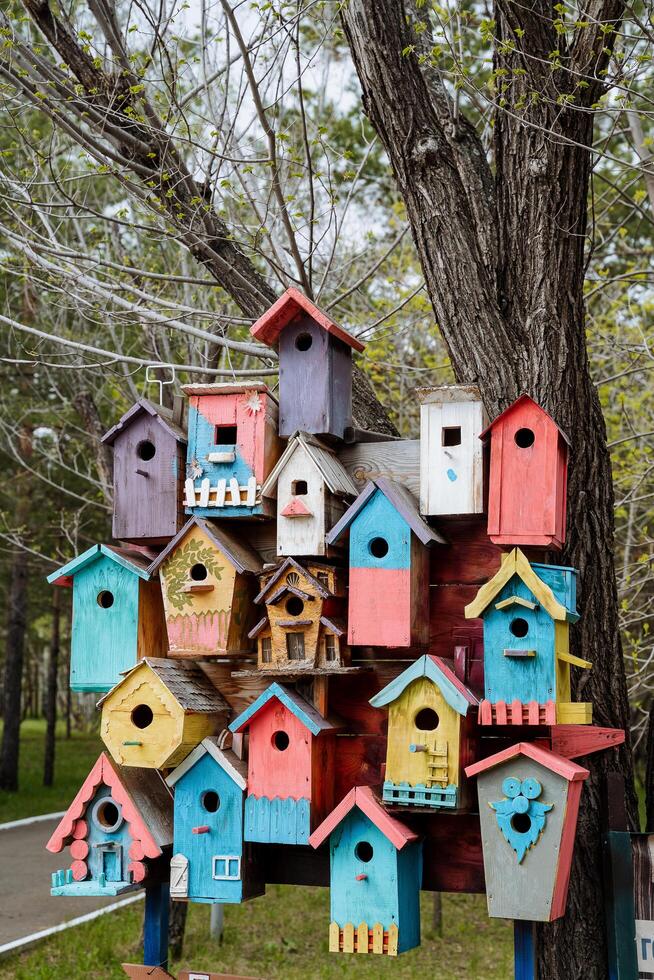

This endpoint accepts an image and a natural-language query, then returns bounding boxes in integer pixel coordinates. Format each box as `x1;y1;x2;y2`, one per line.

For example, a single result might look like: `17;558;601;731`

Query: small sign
636;920;654;975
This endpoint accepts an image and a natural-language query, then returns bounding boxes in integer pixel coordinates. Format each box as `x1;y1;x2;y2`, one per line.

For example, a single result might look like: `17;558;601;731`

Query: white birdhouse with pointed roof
261;431;358;557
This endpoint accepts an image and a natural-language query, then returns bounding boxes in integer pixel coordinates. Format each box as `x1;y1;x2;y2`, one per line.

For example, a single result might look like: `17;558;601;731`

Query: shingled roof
97;657;229;715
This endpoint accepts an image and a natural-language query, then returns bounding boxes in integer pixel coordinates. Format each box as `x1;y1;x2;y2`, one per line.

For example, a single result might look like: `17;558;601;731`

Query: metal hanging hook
145;365;176;405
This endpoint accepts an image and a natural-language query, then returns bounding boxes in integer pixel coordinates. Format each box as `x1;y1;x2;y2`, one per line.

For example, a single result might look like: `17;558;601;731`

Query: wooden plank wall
196;441;504;893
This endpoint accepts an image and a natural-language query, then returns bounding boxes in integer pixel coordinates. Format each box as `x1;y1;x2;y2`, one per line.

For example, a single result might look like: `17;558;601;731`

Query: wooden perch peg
192;825;210;835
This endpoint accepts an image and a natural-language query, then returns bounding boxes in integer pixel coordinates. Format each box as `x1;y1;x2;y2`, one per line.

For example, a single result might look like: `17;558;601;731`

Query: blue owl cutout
490;776;553;863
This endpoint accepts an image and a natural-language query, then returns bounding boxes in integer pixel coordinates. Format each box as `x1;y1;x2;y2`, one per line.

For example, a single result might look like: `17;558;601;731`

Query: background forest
0;0;651;805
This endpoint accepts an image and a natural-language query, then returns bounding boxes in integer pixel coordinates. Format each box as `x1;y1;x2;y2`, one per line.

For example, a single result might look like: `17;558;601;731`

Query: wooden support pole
210;903;224;942
603;772;638;980
513;921;535;980
144;883;169;969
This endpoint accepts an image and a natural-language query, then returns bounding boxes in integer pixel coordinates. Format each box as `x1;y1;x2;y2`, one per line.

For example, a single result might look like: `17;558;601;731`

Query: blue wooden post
514;920;535;980
144;883;169;968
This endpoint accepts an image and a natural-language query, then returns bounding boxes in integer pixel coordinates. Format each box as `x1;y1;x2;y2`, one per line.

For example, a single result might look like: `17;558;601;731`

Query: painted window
286;632;305;660
91;796;123;833
442;426;461;447
316;571;330;587
261;636;272;663
291;479;308;495
325;634;336;661
214;424;237;445
212;855;241;880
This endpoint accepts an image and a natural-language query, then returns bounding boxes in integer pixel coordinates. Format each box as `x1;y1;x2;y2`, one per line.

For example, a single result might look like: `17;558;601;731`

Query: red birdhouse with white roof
251;288;365;441
482;395;569;550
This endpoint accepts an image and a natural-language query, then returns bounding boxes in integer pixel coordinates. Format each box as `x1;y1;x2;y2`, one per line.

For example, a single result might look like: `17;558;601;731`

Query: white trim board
0;892;144;959
0;811;65;832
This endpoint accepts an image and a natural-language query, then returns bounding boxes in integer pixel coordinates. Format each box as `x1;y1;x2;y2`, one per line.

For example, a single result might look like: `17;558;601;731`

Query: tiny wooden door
170;853;189;898
101;846;121;881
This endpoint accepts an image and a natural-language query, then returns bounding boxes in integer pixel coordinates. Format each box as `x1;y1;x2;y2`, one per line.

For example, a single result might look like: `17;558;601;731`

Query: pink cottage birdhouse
482;395;569;550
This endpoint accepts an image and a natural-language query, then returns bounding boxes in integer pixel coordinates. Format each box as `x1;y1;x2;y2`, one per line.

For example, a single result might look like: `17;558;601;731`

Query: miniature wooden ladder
425;740;448;788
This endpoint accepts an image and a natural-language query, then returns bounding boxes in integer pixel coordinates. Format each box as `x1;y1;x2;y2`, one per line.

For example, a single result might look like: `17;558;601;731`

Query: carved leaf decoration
164;539;224;612
286;572;301;587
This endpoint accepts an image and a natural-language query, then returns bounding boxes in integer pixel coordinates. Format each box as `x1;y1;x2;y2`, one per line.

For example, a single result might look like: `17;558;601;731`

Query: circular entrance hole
272;730;290;752
295;333;313;352
514;427;535;449
510;812;532;835
93;798;122;832
137;440;156;461
414;707;440;731
509;617;529;638
97;590;114;609
355;841;374;863
131;703;154;729
190;563;208;581
285;596;305;617
202;790;221;813
369;537;389;559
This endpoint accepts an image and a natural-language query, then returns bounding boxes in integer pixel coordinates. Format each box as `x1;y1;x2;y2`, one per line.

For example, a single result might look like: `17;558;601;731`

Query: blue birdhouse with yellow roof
464;548;591;725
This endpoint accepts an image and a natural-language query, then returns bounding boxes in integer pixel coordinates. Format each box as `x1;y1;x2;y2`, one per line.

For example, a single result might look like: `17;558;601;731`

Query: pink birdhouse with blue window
309;785;422;957
228;682;338;844
325;478;445;647
182;383;281;518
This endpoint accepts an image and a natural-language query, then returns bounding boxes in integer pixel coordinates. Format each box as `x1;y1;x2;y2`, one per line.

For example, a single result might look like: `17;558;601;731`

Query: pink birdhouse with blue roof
229;682;338;844
326;478;445;647
182;383;281;518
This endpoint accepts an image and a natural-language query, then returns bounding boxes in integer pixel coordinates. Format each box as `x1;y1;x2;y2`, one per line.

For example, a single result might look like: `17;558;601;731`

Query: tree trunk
43;588;61;787
646;705;654;833
341;2;635;976
0;423;34;791
168;900;187;962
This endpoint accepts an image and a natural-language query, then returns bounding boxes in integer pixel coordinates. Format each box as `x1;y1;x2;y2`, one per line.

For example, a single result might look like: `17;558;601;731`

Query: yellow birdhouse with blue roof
369;655;478;810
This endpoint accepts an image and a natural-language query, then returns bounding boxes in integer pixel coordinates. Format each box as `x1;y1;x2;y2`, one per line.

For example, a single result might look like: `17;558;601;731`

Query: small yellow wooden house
248;558;349;673
369;655;478;810
149;518;263;658
98;658;230;770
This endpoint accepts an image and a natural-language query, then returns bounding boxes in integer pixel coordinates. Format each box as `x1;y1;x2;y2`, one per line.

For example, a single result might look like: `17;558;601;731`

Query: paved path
0;816;131;948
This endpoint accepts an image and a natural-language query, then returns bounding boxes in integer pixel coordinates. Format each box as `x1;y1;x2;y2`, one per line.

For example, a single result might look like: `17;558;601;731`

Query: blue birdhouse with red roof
309;785;422;957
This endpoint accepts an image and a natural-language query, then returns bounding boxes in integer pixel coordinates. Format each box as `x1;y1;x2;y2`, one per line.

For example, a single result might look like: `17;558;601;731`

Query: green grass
0;888;513;979
0;719;102;823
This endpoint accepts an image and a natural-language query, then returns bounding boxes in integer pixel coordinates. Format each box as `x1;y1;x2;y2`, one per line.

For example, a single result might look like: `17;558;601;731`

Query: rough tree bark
43;587;60;787
341;1;635;977
0;421;34;790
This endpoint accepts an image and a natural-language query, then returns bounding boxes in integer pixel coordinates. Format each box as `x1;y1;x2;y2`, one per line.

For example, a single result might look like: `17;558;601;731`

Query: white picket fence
184;476;259;508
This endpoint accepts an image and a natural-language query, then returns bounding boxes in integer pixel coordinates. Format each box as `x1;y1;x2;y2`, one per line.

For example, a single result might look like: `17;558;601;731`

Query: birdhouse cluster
47;287;625;964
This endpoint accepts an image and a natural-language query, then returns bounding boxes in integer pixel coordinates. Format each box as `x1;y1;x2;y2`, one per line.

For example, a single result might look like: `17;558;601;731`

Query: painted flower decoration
490;776;553;863
187;457;204;479
244;391;262;415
